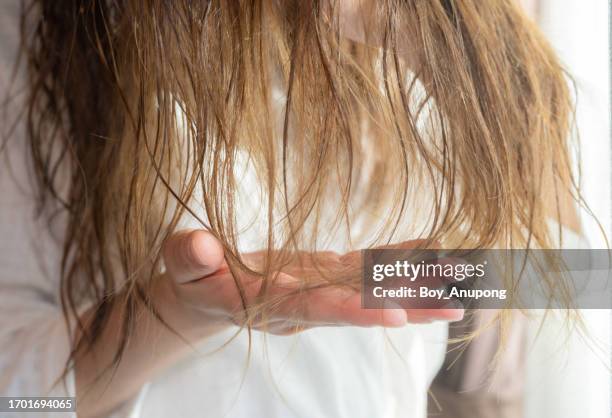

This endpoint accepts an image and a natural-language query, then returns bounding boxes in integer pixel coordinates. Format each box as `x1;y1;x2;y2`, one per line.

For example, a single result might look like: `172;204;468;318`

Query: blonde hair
19;0;582;372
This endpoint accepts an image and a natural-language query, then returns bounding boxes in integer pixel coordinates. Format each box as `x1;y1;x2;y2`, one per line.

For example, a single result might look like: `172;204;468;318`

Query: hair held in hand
19;0;586;369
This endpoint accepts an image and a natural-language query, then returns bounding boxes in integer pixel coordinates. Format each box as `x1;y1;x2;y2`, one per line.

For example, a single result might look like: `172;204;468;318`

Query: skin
73;2;464;414
76;1;582;416
75;231;464;417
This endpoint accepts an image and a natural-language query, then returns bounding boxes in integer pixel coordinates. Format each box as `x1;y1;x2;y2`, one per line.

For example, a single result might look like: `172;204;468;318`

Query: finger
186;270;408;328
406;297;465;323
305;289;409;327
406;308;465;323
268;281;408;328
163;230;225;284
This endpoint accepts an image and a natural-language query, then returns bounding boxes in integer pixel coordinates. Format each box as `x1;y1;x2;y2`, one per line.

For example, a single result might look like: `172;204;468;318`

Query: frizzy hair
18;0;582;376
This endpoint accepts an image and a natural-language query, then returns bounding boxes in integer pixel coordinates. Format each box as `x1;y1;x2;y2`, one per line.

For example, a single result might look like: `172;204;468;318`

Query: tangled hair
17;0;582;375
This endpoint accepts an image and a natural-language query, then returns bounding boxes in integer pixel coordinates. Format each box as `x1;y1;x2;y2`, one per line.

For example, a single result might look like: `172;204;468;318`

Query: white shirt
0;2;448;417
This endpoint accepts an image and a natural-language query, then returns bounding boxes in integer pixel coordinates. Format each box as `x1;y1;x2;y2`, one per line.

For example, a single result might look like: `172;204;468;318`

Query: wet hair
17;0;586;378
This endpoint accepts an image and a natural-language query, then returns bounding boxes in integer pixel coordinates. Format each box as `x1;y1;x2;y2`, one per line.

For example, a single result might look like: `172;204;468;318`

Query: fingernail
444;303;465;322
384;301;409;327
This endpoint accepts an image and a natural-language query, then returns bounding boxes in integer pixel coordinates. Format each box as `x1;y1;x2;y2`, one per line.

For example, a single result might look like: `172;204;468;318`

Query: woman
0;0;581;417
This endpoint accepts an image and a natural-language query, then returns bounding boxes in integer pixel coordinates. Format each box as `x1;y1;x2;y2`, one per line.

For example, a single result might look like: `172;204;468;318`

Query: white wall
525;2;611;418
539;0;611;244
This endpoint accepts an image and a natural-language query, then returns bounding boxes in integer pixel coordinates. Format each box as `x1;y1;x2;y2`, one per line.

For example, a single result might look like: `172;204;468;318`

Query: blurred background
429;1;611;417
525;1;610;417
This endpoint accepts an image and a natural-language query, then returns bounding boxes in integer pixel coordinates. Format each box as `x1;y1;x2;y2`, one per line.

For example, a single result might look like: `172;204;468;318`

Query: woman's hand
76;230;463;417
162;230;464;338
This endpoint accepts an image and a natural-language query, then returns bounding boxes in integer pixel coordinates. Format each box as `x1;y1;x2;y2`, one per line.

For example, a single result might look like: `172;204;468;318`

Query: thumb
163;230;225;284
